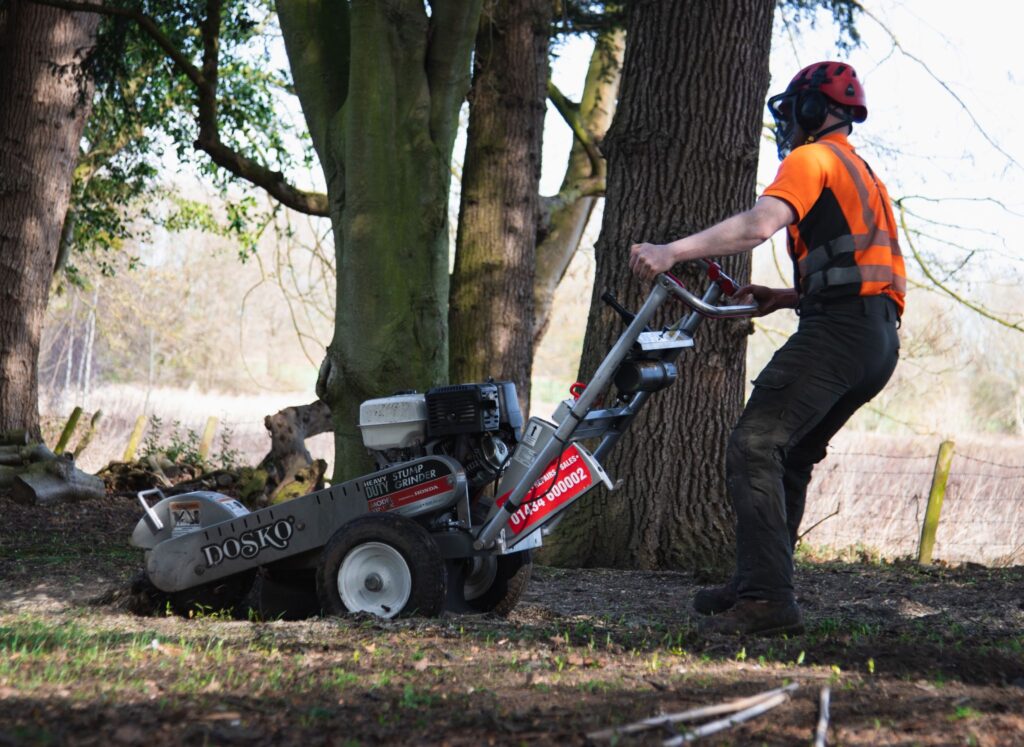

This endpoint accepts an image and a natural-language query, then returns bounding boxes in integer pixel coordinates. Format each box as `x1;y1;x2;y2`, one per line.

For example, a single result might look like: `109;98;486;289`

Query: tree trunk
541;0;774;572
448;0;552;416
279;0;481;482
0;1;98;437
533;28;625;349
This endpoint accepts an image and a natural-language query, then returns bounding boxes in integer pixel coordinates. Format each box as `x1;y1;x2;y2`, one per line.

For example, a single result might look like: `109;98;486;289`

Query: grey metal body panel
134;270;754;598
139;455;469;592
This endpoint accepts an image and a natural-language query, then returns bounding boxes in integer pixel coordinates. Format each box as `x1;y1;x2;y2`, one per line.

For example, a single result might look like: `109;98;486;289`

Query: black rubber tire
168;570;257;618
448;551;532;617
126;570;171;617
316;513;447;619
246;568;323;621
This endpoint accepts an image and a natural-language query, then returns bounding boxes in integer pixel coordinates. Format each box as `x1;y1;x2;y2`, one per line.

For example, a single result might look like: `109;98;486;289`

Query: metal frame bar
474;274;757;549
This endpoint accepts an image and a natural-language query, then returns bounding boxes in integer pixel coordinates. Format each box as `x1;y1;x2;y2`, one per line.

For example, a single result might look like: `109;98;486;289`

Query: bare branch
897;202;1024;332
547;79;603;174
853;1;1023;172
899;194;1024;220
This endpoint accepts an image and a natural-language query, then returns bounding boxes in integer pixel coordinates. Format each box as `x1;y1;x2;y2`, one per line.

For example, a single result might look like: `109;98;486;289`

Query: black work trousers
727;295;900;602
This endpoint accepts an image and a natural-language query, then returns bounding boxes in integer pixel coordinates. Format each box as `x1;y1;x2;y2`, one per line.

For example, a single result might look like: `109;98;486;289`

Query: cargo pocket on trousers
751;366;799;391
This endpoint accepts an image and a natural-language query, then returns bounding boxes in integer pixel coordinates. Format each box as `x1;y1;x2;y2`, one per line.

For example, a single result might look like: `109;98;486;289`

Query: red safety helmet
767;61;867;159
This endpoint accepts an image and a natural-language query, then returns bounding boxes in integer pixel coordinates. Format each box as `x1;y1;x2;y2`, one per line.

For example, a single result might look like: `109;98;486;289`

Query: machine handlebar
660;272;758;318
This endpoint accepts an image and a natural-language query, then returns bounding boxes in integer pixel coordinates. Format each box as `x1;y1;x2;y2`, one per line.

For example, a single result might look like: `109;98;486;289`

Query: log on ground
11;455;106;505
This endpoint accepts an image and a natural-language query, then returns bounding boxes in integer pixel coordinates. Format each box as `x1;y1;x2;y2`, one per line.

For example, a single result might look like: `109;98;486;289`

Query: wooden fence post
198;416;219;461
72;410;103;458
54;407;83;455
918;439;955;565
122;415;148;462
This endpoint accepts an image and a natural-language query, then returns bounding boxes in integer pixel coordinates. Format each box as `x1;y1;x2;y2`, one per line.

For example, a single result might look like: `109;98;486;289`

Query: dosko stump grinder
131;262;756;619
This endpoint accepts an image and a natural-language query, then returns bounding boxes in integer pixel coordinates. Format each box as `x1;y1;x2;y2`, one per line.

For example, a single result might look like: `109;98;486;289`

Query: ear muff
795;89;829;132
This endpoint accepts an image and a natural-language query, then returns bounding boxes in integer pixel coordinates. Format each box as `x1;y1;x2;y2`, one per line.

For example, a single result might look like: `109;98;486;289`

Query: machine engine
358;382;523;493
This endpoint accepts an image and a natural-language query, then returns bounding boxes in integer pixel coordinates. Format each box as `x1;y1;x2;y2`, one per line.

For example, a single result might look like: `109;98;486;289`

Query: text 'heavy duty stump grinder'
130;262;757;619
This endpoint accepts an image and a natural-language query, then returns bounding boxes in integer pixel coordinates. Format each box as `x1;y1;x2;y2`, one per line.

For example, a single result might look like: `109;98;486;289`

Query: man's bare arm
629;196;796;281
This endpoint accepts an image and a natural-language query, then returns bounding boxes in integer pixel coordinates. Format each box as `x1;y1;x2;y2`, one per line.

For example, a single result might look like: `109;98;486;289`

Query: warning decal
494;444;594;537
169;501;201;537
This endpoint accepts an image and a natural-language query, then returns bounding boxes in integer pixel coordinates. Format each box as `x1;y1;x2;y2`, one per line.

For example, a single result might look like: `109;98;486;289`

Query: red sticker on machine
495;445;593;536
366;475;451;513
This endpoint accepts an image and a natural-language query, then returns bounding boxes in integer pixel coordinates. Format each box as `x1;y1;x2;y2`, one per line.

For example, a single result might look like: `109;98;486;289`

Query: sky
540;1;1024;293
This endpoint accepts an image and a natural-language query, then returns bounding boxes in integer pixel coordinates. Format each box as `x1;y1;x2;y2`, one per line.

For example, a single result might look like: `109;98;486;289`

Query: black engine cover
426;384;501;437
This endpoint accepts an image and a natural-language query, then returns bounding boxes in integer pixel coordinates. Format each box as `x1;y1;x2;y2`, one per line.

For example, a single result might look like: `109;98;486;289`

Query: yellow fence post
122;415;148;463
54;406;83;455
918;439;955;565
198;416;219;461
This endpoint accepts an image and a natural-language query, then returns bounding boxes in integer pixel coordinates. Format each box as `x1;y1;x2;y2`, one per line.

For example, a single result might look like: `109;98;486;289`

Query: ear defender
795;89;829;132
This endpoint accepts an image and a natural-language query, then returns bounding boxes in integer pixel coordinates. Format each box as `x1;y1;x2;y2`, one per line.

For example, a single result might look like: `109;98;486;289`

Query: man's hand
629;242;676;282
733;285;798;317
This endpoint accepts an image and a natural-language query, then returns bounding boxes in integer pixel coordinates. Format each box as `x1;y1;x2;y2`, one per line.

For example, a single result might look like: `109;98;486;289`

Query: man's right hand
733;285;798;317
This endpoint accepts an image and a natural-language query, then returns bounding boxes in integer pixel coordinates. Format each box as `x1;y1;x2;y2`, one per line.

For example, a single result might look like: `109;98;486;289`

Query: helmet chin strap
803;108;854;145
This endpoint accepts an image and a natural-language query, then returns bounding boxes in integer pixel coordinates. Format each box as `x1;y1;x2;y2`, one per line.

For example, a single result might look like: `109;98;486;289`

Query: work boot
698;598;804;637
692;578;738;616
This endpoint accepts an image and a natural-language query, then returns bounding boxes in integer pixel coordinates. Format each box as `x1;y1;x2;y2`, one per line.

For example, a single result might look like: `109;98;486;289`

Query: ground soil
1;490;1022;746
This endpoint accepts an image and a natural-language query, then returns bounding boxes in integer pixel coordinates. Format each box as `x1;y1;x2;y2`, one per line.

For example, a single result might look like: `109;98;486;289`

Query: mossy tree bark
0;1;98;437
541;0;774;572
278;0;482;481
449;0;553;415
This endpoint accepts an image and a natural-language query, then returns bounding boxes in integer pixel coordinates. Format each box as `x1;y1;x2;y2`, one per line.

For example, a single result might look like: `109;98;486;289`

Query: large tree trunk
0;1;98;437
541;0;774;572
449;0;552;416
279;1;481;482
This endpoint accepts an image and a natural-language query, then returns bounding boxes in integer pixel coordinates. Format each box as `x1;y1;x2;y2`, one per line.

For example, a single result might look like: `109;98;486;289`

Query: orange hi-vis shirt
762;132;906;315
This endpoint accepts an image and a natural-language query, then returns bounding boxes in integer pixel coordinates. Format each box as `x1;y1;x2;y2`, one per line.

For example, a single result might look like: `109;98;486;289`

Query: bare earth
1;491;1022;746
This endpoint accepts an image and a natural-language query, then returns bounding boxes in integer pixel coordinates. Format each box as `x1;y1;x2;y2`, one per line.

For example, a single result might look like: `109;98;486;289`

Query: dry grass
41;383;332;474
43;391;1024;568
800;431;1024;566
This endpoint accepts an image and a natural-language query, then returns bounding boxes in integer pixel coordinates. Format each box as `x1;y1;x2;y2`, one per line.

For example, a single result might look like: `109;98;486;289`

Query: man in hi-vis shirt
630;61;905;636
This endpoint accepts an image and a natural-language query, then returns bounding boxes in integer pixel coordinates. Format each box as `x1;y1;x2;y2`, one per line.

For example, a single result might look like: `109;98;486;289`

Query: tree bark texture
0;1;98;437
449;0;552;416
279;0;481;482
533;28;624;349
541;0;774;572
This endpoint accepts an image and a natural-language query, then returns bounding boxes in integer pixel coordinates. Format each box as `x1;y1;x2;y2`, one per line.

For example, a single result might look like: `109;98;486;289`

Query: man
629;61;905;636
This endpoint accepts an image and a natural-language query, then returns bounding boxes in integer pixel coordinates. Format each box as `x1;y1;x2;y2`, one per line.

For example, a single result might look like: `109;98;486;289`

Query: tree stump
10;453;105;505
260;400;331;503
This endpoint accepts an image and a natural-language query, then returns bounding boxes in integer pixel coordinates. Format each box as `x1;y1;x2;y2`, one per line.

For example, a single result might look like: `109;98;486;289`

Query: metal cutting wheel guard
474;263;756;552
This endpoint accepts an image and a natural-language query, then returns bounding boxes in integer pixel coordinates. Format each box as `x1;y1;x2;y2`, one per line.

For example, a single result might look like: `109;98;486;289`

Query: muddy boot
698;598;804;637
692;578;738;616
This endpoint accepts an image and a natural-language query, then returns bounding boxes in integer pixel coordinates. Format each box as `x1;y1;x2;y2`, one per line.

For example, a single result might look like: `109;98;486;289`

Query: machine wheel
246;567;323;621
126;570;171;617
449;550;532;617
316;513;446;619
168;570;257;618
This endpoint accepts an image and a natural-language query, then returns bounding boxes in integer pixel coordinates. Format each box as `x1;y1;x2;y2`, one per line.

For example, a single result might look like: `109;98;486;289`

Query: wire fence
799;433;1024;566
41;386;1024;567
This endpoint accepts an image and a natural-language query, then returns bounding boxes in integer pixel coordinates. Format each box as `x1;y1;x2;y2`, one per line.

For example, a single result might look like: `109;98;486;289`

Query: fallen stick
663;684;798;745
587;683;798;741
814;686;831;747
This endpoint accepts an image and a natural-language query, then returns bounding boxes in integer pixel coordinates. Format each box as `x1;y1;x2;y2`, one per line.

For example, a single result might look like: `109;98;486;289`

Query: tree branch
853;1;1023;172
547;79;603;174
426;0;483;155
29;0;205;89
30;0;329;217
897;201;1024;332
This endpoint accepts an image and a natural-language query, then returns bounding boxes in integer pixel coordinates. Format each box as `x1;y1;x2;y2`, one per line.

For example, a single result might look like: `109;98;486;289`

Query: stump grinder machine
130;264;756;619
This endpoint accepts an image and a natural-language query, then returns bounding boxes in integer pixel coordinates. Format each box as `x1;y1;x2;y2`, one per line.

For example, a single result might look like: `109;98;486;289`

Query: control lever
601;291;645;329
